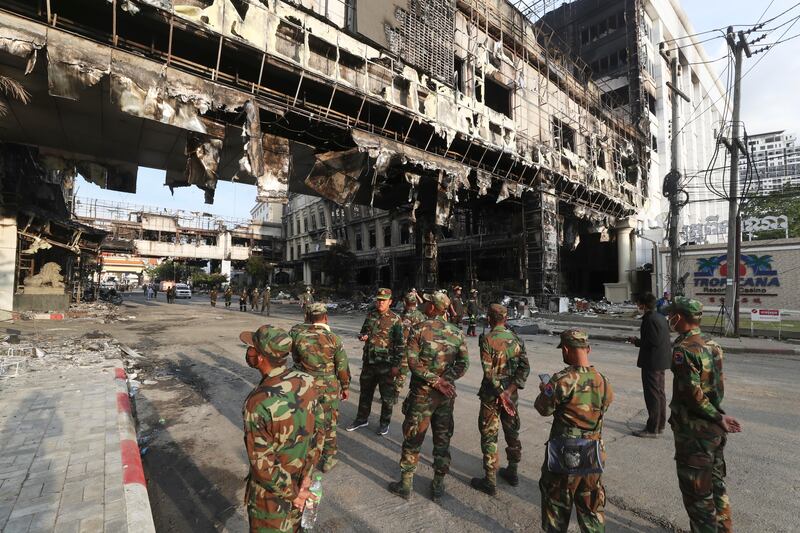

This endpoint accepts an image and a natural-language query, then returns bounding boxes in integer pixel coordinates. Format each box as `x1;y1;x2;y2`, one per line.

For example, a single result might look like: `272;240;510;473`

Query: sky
76;0;800;217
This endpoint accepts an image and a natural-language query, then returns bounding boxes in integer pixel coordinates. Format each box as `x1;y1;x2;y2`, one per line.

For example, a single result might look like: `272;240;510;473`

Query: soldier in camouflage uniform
250;287;260;311
290;302;350;473
447;286;465;329
210;287;218;307
224;286;232;308
466;289;480;337
347;288;404;436
535;329;614;533
394;291;427;400
388;292;469;502
471;304;530;496
666;297;741;533
239;288;248;312
240;325;325;533
300;287;314;312
261;286;271;316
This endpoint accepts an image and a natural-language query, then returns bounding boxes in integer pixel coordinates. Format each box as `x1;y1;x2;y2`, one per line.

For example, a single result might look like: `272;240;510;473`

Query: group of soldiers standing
209;285;271;315
239;286;740;533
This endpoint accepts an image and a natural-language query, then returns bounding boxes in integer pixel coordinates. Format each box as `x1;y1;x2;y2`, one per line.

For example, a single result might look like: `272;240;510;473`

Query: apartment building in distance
742;131;800;194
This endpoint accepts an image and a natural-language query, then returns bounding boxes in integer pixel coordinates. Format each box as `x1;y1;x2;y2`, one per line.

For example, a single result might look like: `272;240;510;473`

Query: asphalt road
77;294;799;531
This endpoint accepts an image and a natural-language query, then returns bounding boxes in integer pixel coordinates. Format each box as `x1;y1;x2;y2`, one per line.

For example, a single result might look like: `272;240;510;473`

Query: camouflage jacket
224;288;232;300
301;293;314;305
290;323;350;390
534;366;613;440
261;289;271;303
406;317;469;392
478;326;530;401
450;297;465;318
466;299;480;316
360;309;404;366
397;308;427;378
242;366;324;502
669;327;725;438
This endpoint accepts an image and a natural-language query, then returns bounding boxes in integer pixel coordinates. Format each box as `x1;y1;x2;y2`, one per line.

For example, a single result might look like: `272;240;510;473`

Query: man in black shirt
628;292;672;437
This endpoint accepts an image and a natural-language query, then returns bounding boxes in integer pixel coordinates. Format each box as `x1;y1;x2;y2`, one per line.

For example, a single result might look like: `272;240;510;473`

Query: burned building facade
0;0;650;310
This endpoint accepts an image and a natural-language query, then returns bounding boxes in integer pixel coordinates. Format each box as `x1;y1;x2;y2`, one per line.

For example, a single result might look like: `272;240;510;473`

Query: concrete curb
541;329;800;357
114;367;157;533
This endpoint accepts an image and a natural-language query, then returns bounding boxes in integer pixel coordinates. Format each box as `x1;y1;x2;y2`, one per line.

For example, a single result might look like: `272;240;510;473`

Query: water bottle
300;473;323;530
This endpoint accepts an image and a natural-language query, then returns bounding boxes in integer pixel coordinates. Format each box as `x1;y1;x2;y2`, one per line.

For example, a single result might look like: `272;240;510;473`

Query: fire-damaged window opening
400;223;411;245
602;85;630;108
368;226;376;249
383;224;392;247
345;0;357;32
484;77;512;118
597;142;607;169
454;56;465;93
474;67;484;102
652;135;658;153
355;229;363;251
552;118;576;152
647;92;657;115
310;212;318;230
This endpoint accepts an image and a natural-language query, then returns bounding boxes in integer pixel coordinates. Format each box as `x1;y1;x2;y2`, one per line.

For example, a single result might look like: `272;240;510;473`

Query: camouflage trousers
400;389;454;475
316;378;342;462
261;301;270;315
245;480;301;533
478;397;521;475
355;363;396;425
210;297;216;307
539;464;606;533
673;432;731;533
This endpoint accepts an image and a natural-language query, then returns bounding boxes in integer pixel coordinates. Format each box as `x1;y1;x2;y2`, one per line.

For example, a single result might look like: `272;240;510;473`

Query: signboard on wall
750;308;781;322
693;254;780;297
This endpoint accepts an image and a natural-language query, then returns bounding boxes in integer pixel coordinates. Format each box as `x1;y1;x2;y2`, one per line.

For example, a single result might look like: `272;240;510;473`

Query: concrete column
603;219;634;302
617;226;632;283
0;211;17;319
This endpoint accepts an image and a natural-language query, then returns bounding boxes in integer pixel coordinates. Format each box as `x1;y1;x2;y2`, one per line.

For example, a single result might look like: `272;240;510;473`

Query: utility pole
723;28;752;337
659;46;690;297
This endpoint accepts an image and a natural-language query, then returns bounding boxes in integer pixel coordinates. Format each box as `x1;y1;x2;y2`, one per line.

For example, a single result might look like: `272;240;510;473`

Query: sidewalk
0;343;153;532
534;313;800;356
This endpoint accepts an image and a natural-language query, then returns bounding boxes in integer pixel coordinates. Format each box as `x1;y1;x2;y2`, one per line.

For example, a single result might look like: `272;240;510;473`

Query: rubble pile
69;302;135;323
0;330;124;375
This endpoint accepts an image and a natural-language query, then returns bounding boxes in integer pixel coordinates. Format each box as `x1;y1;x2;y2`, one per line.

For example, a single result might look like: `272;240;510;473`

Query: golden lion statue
24;262;65;289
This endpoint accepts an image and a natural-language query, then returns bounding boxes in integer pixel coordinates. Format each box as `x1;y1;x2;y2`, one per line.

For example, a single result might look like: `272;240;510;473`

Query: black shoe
498;467;519;486
377;424;389;436
470;477;496;496
346;419;368;432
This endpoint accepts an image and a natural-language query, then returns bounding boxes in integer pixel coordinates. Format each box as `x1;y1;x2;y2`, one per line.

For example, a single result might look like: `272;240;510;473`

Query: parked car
174;283;192;299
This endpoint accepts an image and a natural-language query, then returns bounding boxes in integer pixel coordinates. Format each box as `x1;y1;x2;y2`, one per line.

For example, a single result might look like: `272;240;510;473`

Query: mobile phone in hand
538;373;551;384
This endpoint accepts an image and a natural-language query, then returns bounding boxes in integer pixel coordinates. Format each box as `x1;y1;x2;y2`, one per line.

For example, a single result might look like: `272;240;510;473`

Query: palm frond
0;75;31;108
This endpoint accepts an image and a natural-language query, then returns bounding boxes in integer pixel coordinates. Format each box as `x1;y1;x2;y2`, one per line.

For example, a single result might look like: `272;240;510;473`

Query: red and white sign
750;309;781;322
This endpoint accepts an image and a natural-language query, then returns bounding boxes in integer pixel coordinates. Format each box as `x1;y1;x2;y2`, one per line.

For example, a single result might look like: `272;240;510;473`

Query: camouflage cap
239;325;293;358
557;328;590;349
665;296;703;319
306;302;328;315
423;291;450;312
376;287;393;300
453;285;463;291
404;291;418;303
487;303;508;319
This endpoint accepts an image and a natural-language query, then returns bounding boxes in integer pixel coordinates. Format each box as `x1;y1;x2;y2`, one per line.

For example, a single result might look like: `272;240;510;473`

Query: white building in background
741;131;800;194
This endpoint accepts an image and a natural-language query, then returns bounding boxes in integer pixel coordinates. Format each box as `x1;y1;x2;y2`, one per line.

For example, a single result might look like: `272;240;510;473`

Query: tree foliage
146;260;202;282
191;272;228;289
245;255;270;285
322;242;356;288
743;185;800;240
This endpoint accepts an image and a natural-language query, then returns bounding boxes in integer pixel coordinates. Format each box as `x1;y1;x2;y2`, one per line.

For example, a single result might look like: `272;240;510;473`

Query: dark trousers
355;362;396;426
641;368;666;433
